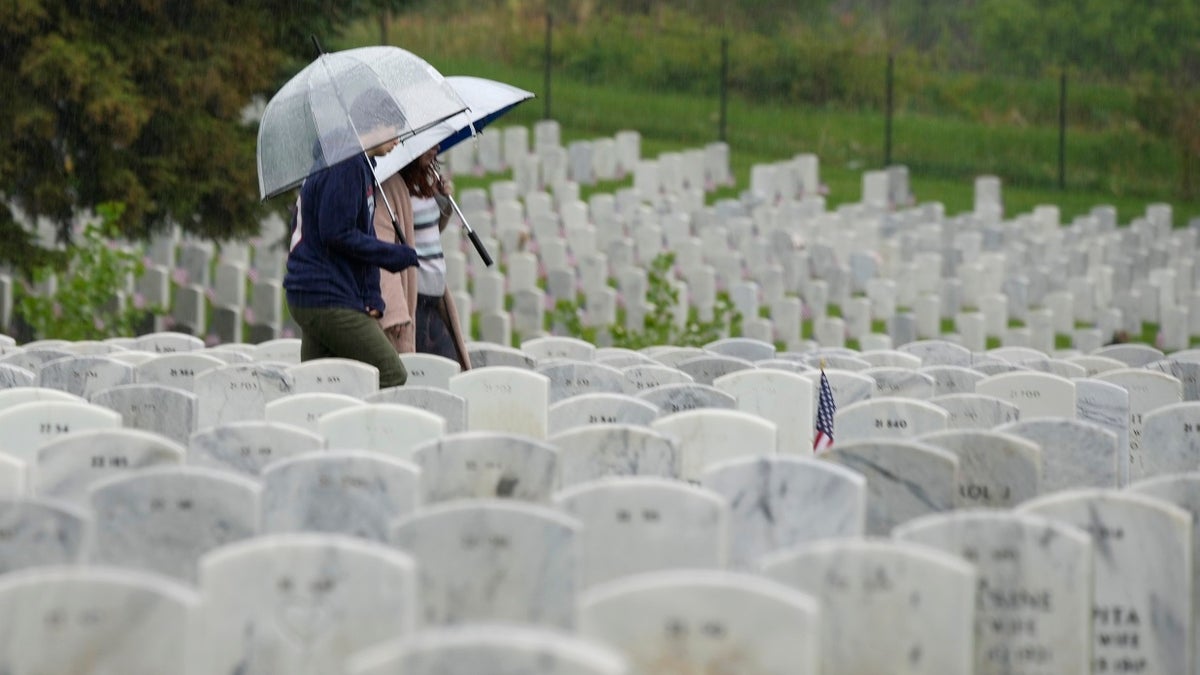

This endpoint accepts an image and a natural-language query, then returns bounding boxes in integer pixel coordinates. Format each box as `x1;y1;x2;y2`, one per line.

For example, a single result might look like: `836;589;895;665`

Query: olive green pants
288;305;407;388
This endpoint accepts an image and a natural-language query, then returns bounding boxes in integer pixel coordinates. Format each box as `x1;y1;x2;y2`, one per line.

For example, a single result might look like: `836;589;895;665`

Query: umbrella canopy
374;76;535;181
256;46;467;200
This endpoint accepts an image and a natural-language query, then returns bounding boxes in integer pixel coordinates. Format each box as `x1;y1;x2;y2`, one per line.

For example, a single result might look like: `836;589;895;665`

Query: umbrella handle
433;169;493;267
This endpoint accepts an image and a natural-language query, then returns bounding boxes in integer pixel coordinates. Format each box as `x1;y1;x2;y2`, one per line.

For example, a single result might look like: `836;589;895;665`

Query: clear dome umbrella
256;44;467;202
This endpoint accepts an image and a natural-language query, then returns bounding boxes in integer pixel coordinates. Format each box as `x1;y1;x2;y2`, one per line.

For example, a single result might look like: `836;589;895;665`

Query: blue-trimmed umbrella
373;76;534;267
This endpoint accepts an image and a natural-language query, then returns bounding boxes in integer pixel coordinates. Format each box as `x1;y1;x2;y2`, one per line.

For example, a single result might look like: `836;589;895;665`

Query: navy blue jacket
284;155;414;313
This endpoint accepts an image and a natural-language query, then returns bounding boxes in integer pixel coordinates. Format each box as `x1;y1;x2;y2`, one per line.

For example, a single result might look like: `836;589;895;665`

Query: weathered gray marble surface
930;393;1021;430
523;335;598;362
920;429;1041;508
0;566;197;674
863;367;936;399
821;439;958;535
675;354;756;386
88;466;260;582
835;397;949;443
976;371;1077;420
620;364;695;394
35;428;185;504
349;624;629;675
580;570;819;675
195;363;295;428
366;385;468;433
319;403;447;460
920;365;985;396
263;392;364;433
999;418;1120;492
548;393;660;434
188;420;325;476
1075;378;1131;486
391;500;580;628
762;538;975;675
704;337;777;362
899;339;973;366
1020;489;1193;675
412;431;559;503
287;357;380;397
134;352;225;391
635;382;736;414
0;400;122;463
261;450;420;543
0;498;91;575
198;534;418;675
895;511;1093;675
556;477;728;586
398;353;463;389
90;382;198;445
701;455;865;569
36;355;134;398
537;361;627;402
550;424;681;486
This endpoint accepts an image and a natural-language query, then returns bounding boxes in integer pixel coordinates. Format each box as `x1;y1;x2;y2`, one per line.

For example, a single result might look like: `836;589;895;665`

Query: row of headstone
7;474;1200;673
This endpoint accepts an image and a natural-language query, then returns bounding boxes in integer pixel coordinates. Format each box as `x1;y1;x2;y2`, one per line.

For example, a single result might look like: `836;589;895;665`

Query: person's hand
438;176;454;198
390;243;419;272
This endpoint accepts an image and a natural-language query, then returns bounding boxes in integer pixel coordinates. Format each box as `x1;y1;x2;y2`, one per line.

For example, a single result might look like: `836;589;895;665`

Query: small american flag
813;368;836;453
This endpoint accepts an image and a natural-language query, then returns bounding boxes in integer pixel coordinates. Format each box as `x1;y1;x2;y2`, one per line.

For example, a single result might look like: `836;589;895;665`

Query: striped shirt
412;195;447;296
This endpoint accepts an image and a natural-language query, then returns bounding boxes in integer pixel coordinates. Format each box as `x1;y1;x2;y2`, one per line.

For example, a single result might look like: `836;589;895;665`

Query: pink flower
247;268;260;283
93;317;106;331
205;334;220;347
132;292;146;310
51;303;62;319
282;327;295;338
243;308;256;324
172;268;189;285
204;288;216;302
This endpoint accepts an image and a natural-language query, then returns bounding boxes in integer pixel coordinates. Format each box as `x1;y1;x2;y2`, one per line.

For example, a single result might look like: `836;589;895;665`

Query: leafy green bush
549;252;742;349
17;202;162;341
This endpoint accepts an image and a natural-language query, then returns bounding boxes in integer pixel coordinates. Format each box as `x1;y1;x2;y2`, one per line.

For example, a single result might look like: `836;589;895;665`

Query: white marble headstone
189;420;324;476
366;385;469;433
919;365;984;395
930;392;1021;430
550;424;680;486
762;538;975;675
1095;368;1184;483
999;418;1120;492
133;351;225;391
620;364;695;393
1127;472;1200;674
260;450;420;543
194;363;295;428
1075;378;1132;486
555;478;728;586
580;570;820;675
397;353;464;389
895;511;1093;675
0;566;197;675
88;466;260;582
821;439;958;535
635;382;736;414
90;382;198;445
0;400;122;463
1020;489;1193;675
701;455;865;569
450;367;550;438
287;357;380;398
318;403;446;460
713;369;815;455
920;429;1041;508
198;534;418;675
264;392;364;433
34;428;185;504
976;371;1077;419
36;355;135;398
547;393;660;434
834;397;949;443
349;624;629;675
391;500;579;628
0;497;91;575
412;431;559;503
652;409;777;481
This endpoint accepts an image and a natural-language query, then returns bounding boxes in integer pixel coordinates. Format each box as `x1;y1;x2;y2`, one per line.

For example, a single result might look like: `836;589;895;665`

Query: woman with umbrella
284;88;420;388
373;146;471;370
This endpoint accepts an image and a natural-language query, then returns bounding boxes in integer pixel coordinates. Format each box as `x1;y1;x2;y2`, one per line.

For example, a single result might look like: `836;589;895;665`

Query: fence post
719;36;729;142
884;54;894;167
1058;70;1067;190
543;11;553;120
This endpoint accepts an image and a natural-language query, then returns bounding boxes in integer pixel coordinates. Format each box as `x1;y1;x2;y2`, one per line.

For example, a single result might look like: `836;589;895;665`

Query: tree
0;0;402;273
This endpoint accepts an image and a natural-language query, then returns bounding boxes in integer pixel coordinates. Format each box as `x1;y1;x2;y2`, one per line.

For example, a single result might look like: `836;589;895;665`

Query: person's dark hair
349;88;405;135
399;152;441;199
